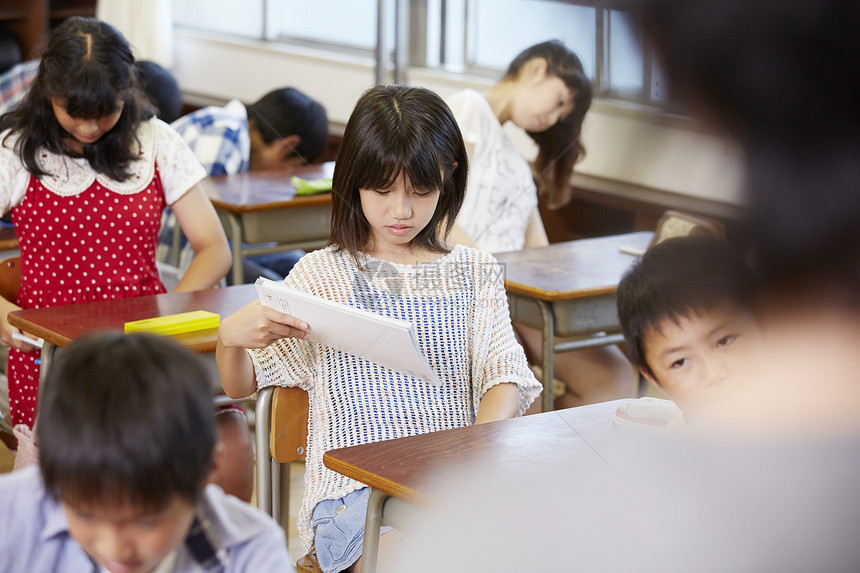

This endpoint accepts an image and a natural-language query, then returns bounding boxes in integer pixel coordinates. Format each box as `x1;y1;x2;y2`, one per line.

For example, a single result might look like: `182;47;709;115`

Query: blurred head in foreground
37;332;216;573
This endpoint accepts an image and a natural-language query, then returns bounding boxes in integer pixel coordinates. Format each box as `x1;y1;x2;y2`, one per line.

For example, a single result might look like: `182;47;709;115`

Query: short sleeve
170;101;250;176
468;250;541;414
0;132;31;214
152;119;207;205
248;255;318;392
447;89;493;148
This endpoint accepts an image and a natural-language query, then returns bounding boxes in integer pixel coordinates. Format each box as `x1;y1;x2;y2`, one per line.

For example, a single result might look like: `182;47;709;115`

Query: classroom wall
173;30;744;206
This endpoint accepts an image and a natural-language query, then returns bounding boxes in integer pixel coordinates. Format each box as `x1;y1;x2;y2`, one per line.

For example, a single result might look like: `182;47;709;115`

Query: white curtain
96;0;174;68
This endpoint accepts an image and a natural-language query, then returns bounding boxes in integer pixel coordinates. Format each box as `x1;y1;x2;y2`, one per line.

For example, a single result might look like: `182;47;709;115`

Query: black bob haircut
617;236;755;377
37;332;217;510
328;84;468;261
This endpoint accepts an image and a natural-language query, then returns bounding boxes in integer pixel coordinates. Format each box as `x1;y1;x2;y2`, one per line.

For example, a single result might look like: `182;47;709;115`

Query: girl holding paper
217;84;541;573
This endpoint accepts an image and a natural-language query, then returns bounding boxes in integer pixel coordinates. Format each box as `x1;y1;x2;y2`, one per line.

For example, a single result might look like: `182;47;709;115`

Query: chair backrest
0;256;21;302
649;210;726;248
270;385;309;463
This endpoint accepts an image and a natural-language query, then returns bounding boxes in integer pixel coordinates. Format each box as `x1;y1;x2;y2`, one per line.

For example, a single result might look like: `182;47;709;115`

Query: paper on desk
255;278;441;385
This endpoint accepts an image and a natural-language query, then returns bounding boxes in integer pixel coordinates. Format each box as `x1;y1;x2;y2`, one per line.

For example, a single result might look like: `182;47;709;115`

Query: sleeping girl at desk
217;84;541;573
445;40;637;410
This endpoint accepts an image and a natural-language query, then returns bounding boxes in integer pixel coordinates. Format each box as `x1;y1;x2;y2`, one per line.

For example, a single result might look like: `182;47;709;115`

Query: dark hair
630;0;860;302
617;236;755;377
247;87;329;164
0;17;152;182
505;40;592;209
329;84;468;260
135;60;182;123
38;332;217;510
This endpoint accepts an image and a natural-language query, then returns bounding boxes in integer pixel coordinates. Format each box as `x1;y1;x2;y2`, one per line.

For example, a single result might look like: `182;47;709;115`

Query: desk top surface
494;231;653;301
202;162;335;212
7;284;257;352
323;400;623;505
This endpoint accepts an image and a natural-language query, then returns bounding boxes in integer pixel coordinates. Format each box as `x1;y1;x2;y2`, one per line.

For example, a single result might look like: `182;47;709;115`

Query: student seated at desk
0;17;256;503
616;236;758;425
217;85;541;573
0;332;291;572
445;41;637;409
163;86;330;284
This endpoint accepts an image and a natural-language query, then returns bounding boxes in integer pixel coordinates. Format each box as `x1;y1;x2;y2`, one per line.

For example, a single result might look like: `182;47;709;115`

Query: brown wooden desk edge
6;314;72;348
504;283;619;302
6;314;220;352
208;192;333;213
322;451;428;506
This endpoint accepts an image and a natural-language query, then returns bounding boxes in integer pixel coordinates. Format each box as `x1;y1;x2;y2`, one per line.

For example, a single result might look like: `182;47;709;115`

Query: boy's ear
640;368;663;390
275;134;301;158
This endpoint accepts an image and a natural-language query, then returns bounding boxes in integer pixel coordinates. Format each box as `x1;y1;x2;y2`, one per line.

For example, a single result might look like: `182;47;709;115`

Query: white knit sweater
248;245;541;552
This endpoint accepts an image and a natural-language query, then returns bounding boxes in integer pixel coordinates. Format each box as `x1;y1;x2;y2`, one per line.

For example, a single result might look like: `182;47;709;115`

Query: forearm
173;244;232;292
475;382;520;424
523;207;549;248
215;342;258;398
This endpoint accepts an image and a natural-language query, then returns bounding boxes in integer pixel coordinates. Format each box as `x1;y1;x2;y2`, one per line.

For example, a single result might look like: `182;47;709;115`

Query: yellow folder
124;310;220;335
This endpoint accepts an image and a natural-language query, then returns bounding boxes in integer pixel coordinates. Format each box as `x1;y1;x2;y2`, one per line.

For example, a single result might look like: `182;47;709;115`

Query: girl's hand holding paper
218;299;311;350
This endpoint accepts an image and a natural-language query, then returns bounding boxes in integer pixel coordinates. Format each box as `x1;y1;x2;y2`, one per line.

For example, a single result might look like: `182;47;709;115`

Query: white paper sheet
255;278;441;384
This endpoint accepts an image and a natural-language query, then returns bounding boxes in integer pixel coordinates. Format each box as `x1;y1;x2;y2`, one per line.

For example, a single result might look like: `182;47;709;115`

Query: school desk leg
35;341;57;407
538;300;555;412
222;211;245;286
361;488;388;573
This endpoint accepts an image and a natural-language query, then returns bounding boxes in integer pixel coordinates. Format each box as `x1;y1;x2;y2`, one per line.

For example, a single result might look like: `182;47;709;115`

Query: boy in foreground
617;235;758;420
0;332;291;572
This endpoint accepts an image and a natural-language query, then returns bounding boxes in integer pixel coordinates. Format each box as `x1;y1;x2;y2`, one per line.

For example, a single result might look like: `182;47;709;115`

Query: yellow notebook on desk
124;310;220;335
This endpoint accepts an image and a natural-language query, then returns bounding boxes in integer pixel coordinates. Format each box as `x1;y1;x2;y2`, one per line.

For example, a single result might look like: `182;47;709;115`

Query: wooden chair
255;385;309;538
649;209;725;248
0;256;21;303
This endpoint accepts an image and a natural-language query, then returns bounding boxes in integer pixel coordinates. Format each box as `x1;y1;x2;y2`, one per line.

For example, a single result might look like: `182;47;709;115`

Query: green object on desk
292;176;333;195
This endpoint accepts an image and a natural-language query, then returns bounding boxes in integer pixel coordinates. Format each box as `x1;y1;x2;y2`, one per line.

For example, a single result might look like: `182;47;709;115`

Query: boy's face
63;494;195;573
642;304;759;415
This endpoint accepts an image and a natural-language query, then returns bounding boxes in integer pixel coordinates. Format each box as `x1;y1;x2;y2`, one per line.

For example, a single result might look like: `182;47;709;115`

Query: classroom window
173;0;667;106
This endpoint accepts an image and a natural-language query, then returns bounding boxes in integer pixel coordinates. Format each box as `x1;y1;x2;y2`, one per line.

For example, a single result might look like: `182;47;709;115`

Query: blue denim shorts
312;487;392;573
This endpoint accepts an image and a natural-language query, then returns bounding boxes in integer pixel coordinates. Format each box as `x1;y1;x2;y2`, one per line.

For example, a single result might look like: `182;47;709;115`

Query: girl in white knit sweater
216;85;540;573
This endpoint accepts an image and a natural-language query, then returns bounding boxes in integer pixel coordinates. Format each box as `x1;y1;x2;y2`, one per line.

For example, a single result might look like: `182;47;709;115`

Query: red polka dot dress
0;118;207;428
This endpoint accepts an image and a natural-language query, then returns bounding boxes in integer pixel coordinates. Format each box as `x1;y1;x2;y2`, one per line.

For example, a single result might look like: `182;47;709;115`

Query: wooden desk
202;162;335;284
324;399;624;573
7;284;257;381
495;231;653;411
